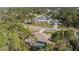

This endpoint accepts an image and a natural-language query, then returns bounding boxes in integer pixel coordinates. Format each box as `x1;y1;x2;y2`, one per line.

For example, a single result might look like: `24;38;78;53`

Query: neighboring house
24;15;62;29
48;19;62;29
34;40;46;48
25;36;47;47
32;15;62;29
32;16;51;23
32;16;62;25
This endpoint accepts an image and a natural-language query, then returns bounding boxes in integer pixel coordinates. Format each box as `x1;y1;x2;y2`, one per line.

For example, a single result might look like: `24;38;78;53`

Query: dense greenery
51;30;76;51
0;10;32;51
0;7;79;51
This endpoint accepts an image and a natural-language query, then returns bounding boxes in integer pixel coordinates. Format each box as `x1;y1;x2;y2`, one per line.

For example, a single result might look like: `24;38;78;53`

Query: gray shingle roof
34;16;51;21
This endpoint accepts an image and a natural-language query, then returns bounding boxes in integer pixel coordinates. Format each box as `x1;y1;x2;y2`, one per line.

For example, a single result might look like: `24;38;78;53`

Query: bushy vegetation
0;9;32;51
0;7;79;51
51;30;75;51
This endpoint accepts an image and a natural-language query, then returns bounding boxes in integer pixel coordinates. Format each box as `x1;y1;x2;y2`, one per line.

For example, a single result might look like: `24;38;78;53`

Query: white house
32;15;62;29
32;16;51;23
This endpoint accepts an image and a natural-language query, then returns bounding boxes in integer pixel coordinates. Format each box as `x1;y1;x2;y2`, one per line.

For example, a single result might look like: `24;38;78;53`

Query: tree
51;30;78;51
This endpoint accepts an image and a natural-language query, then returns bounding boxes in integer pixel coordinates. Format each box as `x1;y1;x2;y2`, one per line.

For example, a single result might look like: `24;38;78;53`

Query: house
48;19;61;24
32;15;62;28
47;19;62;29
32;16;51;23
25;36;47;47
32;16;62;25
34;40;46;48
